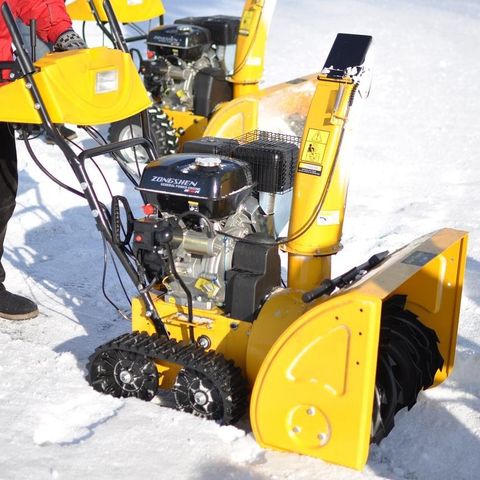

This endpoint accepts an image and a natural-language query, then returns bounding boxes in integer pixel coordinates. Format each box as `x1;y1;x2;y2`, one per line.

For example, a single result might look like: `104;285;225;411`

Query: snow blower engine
132;132;296;314
0;0;468;471
141;16;239;115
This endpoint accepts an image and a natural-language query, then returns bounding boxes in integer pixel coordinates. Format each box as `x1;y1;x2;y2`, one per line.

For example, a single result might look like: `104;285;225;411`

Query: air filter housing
182;131;300;194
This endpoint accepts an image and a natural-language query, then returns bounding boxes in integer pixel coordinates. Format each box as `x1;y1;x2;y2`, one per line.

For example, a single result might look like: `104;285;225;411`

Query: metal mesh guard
221;130;301;194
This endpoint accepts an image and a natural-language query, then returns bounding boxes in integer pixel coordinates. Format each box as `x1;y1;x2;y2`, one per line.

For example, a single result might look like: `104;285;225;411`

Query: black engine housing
138;153;253;219
146;24;211;62
174;15;240;46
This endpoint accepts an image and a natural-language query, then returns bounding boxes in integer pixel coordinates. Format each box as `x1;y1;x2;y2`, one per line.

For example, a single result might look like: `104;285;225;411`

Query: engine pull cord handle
302;251;389;303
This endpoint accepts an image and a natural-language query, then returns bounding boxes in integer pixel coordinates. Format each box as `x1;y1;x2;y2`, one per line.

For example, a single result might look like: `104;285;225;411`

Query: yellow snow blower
0;0;468;471
68;0;317;160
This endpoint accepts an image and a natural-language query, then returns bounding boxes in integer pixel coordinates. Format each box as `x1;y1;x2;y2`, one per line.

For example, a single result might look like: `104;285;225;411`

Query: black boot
0;287;38;320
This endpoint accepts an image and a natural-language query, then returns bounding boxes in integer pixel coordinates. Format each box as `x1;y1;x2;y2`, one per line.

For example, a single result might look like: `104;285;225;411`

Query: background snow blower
0;0;468;470
67;0;318;162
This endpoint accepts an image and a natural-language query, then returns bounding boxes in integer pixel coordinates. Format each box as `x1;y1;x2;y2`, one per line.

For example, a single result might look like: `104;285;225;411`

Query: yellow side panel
251;294;382;470
0;47;151;124
131;297;179;388
132;296;252;374
131;295;156;335
250;229;467;470
0;78;42;123
165;109;208;150
203;97;259;139
348;228;467;386
390;233;468;385
67;0;165;23
246;288;309;385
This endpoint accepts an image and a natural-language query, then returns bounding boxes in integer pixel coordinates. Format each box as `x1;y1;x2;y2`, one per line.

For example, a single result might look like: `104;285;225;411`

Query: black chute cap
323;33;373;79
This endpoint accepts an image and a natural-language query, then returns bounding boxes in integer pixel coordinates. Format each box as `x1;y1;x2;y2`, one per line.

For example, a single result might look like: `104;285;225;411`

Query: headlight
95;70;118;94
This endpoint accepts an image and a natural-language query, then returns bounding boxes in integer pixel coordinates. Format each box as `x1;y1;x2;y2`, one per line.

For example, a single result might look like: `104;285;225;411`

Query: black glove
53;30;87;52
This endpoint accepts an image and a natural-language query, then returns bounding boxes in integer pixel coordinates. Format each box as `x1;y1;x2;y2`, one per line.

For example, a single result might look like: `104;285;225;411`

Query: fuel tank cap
195;156;222;168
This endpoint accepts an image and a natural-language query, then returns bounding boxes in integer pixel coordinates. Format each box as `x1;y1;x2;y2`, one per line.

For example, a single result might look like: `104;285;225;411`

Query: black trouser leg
0;123;18;288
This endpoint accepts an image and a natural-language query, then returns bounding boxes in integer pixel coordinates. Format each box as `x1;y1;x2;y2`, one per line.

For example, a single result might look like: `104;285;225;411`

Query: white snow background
0;0;479;479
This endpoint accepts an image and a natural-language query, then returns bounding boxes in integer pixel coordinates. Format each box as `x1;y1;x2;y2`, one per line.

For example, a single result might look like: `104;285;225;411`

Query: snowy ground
1;0;479;479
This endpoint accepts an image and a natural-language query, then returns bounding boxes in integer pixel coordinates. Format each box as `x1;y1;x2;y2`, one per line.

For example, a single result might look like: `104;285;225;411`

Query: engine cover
138;153;253;219
175;15;240;46
146;24;211;62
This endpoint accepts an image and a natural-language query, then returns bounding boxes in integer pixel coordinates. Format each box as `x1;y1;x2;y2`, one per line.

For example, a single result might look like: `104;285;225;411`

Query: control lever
302;251;389;303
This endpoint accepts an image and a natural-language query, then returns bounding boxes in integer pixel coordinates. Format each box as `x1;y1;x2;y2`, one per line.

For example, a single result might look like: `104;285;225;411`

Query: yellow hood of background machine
0;47;151;125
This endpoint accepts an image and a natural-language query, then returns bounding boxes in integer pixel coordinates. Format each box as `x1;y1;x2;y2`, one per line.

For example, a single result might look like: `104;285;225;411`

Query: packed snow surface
1;1;479;479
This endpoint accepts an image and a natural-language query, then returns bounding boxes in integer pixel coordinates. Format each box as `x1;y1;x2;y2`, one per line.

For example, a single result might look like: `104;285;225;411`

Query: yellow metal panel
36;47;152;125
250;293;382;470
341;228;468;385
165;109;208;150
389;234;468;384
131;295;156;334
250;228;467;469
67;0;165;23
132;296;252;374
203;97;259;139
0;78;42;123
0;47;152;125
246;288;309;384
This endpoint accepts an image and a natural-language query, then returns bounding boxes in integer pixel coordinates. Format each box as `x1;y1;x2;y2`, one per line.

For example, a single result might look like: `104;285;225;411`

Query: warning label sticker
300;129;330;171
298;162;323;176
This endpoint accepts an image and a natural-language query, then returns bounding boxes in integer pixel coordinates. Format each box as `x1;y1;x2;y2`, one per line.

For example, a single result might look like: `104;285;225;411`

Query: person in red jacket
0;0;86;320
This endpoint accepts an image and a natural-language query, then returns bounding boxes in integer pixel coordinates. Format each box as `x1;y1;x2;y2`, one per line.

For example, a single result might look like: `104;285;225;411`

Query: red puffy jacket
0;0;72;63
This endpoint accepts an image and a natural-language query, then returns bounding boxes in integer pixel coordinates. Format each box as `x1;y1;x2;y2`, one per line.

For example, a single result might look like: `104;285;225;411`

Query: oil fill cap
195;157;222;168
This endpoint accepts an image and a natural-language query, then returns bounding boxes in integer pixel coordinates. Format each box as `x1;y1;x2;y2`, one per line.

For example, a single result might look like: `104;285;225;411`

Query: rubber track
87;331;249;425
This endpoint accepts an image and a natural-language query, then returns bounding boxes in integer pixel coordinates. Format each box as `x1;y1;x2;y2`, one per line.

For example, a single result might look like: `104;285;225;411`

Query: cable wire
23;132;85;199
25;130;137;314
